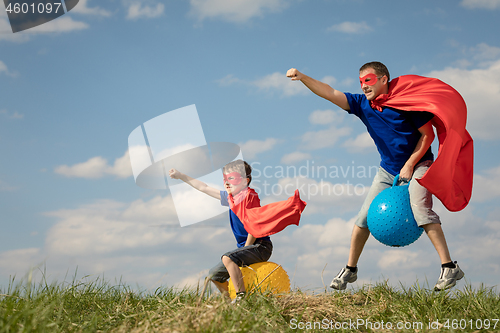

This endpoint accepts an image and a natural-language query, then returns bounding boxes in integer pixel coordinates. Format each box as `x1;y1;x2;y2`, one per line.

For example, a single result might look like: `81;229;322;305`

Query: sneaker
330;267;357;290
230;292;245;305
434;263;464;291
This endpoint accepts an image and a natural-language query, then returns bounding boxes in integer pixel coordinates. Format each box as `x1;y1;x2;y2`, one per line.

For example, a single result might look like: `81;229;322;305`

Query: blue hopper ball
367;175;424;247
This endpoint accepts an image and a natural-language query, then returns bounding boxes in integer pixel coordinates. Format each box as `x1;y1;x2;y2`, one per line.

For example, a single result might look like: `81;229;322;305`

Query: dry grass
1;275;499;333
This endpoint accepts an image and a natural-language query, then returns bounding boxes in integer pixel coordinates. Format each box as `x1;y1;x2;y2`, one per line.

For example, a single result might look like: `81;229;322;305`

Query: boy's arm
399;121;435;181
169;169;221;200
286;68;350;111
245;234;257;247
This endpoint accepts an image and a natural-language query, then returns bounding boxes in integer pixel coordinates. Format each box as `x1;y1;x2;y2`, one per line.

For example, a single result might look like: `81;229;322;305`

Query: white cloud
127;2;165;20
470;43;500;65
189;0;288;23
54;151;133;179
3;190;499;291
461;0;500;9
0;194;231;289
0;61;13;77
253;72;310;97
176;269;209;289
44;198;179;256
321;75;337;86
26;16;89;33
0;12;86;42
327;21;372;34
280;152;312;165
216;74;242;86
426;58;500;140
470;165;500;202
377;249;428;270
220;73;341;98
0;109;24;119
0;248;43;273
308;109;344;125
239;138;279;159
342;132;376;152
0;10;29;42
72;0;112;16
0;179;18;191
300;125;352;150
257;176;369;215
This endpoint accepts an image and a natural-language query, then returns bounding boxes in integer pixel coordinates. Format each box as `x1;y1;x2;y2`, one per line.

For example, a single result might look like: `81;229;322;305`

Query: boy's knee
222;255;233;265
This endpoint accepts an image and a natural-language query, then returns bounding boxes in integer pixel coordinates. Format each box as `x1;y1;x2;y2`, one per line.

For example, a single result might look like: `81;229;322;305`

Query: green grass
1;273;499;332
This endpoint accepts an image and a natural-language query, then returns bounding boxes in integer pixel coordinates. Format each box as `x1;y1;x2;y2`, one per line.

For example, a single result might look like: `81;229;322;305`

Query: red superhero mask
359;73;382;87
223;172;243;185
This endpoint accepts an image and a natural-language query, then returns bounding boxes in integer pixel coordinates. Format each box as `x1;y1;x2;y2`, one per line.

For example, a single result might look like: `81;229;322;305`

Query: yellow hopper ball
228;262;290;300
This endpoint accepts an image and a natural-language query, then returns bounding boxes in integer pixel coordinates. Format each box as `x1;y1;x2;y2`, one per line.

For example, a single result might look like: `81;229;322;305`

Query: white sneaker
330;267;357;290
434;263;464;291
230;292;245;305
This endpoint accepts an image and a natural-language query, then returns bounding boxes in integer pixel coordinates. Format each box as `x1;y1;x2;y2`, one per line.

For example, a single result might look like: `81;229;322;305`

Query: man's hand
399;164;414;183
169;168;182;179
286;68;304;81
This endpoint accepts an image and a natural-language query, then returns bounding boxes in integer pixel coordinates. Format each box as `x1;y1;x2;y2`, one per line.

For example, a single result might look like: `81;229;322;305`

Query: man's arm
399;121;435;181
169;169;221;200
286;68;350;111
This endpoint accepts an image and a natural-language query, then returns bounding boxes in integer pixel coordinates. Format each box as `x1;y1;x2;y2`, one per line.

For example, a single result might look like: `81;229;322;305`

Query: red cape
370;75;474;212
228;188;307;238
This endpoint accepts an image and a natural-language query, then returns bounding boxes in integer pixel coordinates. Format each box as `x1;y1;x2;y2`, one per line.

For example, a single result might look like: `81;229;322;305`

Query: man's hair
223;159;252;185
359;61;390;81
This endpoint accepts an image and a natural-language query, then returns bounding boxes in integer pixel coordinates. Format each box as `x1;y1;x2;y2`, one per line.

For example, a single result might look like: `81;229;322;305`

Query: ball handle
392;174;410;187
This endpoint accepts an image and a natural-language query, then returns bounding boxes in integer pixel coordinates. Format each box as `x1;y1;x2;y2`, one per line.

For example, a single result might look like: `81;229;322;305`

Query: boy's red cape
370;75;474;212
228;188;306;238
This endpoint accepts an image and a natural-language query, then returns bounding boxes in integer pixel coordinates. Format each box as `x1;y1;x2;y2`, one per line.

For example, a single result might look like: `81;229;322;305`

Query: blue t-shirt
220;190;271;248
345;93;434;176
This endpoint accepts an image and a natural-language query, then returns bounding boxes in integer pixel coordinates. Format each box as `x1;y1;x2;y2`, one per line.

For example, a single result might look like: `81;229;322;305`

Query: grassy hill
1;275;499;332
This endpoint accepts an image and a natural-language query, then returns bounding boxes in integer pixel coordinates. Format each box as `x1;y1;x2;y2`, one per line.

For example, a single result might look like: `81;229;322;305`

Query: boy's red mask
223;172;243;185
359;73;381;87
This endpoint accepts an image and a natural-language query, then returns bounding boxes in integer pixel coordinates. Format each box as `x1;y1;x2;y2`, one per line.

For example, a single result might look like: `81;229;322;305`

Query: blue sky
1;0;500;292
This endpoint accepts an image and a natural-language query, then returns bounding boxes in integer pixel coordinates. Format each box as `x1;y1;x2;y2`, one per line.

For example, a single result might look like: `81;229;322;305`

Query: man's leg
422;223;451;264
330;168;393;290
411;161;464;290
347;225;371;267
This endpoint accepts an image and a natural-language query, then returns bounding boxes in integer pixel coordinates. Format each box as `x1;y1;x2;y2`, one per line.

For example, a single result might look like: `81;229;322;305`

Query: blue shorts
208;239;273;283
356;160;441;228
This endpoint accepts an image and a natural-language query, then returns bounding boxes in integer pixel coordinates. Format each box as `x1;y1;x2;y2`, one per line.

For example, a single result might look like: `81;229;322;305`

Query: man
287;62;470;291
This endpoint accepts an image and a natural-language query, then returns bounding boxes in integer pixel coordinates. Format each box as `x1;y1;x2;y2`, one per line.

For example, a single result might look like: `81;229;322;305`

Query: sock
442;261;456;269
236;291;246;297
346;265;357;272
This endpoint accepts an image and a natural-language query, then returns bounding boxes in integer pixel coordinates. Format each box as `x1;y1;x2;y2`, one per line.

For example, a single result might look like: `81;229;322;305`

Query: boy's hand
286;68;304;81
169;168;182;179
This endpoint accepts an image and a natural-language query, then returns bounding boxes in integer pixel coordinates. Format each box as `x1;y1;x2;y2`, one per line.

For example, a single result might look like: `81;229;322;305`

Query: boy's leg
211;279;229;294
222;255;245;292
207;261;230;298
221;240;273;294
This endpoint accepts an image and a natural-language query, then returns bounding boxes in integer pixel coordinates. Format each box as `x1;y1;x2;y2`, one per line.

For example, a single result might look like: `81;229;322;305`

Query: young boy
169;160;273;303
